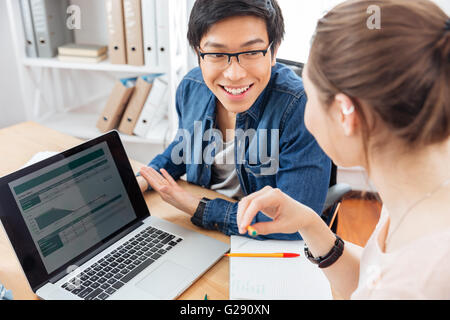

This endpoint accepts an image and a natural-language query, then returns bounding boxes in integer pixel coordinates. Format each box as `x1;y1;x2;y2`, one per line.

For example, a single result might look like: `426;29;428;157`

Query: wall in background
0;0;26;129
277;0;450;63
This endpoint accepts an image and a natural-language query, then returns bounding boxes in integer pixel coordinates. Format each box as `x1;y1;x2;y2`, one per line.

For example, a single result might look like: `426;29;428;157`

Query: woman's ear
334;93;358;137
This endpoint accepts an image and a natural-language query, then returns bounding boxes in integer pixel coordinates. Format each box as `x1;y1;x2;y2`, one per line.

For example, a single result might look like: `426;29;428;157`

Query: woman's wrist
298;207;339;258
291;200;317;233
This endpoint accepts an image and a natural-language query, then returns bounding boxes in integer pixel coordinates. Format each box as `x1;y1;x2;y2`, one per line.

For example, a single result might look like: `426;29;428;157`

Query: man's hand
139;167;201;216
137;175;149;193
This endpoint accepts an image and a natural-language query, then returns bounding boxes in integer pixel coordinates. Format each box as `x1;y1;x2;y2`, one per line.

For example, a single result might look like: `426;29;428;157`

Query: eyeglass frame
196;41;274;68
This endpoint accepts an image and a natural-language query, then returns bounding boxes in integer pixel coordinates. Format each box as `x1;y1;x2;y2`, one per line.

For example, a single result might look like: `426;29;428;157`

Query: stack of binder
97;77;137;133
19;0;173;68
118;75;154;135
133;75;169;138
97;74;168;138
20;0;74;58
105;0;169;67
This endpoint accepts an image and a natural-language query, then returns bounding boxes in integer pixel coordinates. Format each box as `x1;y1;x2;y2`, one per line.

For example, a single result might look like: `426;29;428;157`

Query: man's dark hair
187;0;285;54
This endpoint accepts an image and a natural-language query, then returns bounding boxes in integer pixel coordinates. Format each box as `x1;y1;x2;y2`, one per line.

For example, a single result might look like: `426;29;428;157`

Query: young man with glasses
137;0;331;240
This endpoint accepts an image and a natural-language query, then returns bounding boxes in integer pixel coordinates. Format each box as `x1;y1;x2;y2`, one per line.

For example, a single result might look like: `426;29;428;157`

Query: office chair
277;58;352;231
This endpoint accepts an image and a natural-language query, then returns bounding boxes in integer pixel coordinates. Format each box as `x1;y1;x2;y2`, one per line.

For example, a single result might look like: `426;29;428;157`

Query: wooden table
0;122;231;300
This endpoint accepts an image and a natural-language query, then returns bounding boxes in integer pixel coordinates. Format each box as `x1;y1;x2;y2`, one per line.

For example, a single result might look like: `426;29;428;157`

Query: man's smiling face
198;15;277;114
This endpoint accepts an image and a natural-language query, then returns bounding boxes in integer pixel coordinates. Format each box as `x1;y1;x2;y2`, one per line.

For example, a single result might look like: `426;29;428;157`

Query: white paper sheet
230;235;333;300
21;151;58;169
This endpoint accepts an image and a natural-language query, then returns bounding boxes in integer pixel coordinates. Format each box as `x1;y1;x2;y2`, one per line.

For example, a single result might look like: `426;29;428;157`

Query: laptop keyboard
61;226;183;300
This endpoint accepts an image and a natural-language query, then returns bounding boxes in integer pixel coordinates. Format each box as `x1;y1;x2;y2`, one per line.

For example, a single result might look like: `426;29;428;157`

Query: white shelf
23;57;167;74
40;112;167;145
8;0;188;161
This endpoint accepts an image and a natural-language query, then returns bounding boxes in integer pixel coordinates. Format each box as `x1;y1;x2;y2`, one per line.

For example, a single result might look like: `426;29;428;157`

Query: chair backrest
277;58;304;77
277;58;337;188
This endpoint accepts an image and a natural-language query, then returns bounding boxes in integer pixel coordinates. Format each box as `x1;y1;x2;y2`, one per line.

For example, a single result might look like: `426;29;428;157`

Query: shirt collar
241;85;268;122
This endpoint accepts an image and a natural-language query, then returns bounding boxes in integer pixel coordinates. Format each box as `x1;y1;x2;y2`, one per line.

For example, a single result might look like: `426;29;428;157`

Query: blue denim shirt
0;283;13;300
147;63;331;240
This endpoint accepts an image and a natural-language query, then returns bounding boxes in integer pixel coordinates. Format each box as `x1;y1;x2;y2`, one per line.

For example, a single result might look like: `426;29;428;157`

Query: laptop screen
6;141;138;274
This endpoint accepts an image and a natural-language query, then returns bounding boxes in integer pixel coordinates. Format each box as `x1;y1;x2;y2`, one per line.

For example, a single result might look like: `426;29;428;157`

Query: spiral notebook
229;236;333;300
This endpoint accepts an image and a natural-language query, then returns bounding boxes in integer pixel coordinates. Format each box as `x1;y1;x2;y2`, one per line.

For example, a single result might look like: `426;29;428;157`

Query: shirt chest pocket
241;158;278;193
243;158;279;177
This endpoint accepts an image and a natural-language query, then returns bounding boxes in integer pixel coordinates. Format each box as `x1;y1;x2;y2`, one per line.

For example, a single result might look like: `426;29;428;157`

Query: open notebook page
230;235;332;300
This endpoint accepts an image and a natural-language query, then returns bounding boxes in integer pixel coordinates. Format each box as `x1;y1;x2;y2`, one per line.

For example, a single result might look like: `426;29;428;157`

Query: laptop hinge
48;220;145;285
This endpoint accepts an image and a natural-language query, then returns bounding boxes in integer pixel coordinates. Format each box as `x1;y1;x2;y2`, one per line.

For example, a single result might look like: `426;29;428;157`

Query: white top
351;207;450;299
210;140;245;200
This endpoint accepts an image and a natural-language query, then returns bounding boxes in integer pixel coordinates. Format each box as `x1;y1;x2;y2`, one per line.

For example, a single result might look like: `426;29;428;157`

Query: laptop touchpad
136;260;193;298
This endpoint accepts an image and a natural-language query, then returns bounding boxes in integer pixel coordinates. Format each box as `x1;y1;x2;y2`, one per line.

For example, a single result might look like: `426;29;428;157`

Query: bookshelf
22;57;168;74
40;111;168;145
6;0;189;164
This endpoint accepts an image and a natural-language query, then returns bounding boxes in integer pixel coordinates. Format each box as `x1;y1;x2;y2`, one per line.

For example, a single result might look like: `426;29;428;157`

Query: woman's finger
239;188;282;232
249;219;283;236
237;198;251;234
237;186;273;233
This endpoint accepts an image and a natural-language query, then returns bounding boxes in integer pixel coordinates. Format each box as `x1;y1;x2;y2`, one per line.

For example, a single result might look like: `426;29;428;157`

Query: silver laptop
0;131;229;300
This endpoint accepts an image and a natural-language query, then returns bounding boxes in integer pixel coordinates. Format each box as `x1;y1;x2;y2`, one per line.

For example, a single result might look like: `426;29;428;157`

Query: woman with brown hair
237;0;450;299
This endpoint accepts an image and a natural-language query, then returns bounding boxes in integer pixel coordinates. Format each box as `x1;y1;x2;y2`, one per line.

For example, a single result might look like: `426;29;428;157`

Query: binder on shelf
133;75;169;137
145;118;169;142
118;75;155;135
30;0;74;58
155;0;170;67
19;0;38;58
141;0;158;67
123;0;144;66
96;77;136;133
105;0;127;65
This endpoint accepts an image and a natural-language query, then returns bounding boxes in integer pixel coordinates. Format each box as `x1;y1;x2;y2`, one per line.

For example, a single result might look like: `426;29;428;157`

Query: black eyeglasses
197;42;273;69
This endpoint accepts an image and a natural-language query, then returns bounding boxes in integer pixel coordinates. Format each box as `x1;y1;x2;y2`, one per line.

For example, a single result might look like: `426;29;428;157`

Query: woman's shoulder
355;206;450;299
359;223;450;299
381;233;450;299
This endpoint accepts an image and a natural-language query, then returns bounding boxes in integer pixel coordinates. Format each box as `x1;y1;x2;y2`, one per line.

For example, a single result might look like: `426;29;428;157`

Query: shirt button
214;223;219;230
